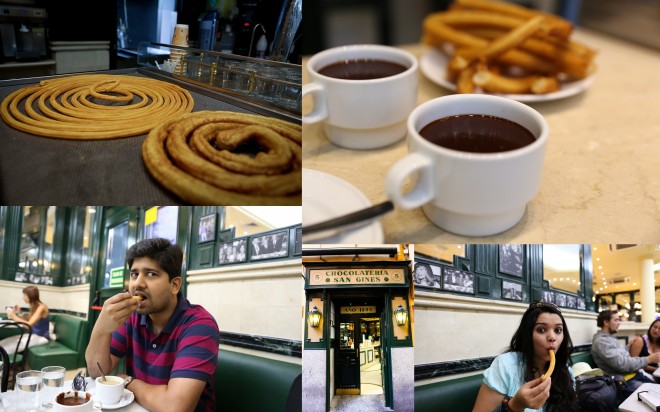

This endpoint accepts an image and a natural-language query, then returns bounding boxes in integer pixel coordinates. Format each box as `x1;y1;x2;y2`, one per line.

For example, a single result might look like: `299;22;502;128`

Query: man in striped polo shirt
86;238;220;411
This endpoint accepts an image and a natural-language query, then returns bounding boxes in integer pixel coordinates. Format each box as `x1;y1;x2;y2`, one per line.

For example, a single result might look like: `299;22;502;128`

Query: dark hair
647;319;660;345
23;285;44;317
126;238;183;281
507;302;578;412
597;310;615;327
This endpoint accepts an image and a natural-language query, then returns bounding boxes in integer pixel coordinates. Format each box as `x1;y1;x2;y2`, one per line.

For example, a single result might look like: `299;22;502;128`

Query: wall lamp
393;304;408;326
308;306;322;328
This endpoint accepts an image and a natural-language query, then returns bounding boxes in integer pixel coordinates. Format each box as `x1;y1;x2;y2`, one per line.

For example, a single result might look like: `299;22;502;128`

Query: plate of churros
420;48;595;102
420;0;598;102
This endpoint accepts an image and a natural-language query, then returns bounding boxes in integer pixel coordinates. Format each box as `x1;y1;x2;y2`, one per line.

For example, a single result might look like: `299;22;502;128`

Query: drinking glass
16;370;43;412
41;366;66;407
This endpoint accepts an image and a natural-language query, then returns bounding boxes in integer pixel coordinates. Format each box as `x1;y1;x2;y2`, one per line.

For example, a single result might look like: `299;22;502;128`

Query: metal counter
0;68;300;205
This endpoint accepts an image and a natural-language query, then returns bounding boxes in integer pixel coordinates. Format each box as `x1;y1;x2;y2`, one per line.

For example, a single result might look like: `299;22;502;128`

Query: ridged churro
541;349;556;381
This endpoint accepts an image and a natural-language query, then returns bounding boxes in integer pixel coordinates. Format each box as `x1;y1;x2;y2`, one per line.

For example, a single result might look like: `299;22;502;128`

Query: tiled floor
330;394;393;412
360;359;383;395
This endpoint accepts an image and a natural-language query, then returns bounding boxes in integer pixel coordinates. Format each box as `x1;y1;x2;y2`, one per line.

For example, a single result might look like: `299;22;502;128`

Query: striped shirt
110;292;220;412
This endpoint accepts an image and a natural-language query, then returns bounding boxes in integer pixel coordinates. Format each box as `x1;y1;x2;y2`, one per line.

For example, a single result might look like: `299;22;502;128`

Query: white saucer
302;168;384;243
99;390;135;410
420;48;595;102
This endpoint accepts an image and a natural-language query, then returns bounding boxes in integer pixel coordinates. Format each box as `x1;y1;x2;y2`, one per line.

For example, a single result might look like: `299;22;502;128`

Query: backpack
576;375;620;412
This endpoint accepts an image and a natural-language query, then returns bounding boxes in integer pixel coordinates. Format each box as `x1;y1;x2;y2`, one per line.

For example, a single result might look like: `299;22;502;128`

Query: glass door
336;319;360;393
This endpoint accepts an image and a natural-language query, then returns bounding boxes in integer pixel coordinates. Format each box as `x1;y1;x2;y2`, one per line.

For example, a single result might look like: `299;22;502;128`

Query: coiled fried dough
142;111;302;205
0;74;194;139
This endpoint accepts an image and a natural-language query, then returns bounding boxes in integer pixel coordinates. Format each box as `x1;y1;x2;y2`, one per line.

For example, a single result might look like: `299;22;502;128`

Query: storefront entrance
334;297;385;396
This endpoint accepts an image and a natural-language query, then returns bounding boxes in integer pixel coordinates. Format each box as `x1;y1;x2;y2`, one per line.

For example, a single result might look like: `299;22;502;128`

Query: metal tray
0;68;301;205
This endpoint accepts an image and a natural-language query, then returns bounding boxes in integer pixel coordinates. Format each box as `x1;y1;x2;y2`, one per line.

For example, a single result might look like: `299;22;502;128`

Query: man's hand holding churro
95;292;140;335
422;0;597;94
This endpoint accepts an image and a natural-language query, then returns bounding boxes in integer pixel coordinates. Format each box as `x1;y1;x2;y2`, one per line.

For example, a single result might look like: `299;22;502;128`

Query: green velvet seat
27;314;86;371
214;349;301;412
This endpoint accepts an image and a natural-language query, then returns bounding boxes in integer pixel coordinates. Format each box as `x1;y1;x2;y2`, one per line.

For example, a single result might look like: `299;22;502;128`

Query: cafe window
543;244;581;294
144;206;179;243
104;221;129;289
66;207;97;286
18;206;56;276
415;244;465;263
340;322;355;349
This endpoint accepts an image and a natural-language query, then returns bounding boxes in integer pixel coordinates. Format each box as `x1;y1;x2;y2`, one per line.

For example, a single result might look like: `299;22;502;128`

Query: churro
0;74;194;140
541;349;556;381
132;295;144;302
142;111;302;205
421;0;597;95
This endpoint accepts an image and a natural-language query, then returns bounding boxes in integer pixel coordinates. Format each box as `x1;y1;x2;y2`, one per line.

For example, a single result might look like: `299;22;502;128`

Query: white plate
98;389;135;410
302;169;384;243
420;48;595;102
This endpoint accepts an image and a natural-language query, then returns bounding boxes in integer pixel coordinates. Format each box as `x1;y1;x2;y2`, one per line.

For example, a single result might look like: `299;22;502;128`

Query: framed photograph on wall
499;244;524;277
502;280;523;301
250;230;289;261
198;214;216;243
413;261;441;289
443;268;474;294
218;238;248;265
542;290;554;304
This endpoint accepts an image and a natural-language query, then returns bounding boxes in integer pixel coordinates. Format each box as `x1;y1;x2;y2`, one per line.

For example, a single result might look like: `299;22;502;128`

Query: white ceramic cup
303;44;419;150
53;391;101;412
94;376;124;405
385;94;549;236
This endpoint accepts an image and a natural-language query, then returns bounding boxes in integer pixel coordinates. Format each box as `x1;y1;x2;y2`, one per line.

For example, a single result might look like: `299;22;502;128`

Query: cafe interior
414;243;660;412
0;206;303;411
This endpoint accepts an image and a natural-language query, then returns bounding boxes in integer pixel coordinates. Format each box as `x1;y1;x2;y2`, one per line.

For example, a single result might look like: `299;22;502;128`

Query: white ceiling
591;244;660;295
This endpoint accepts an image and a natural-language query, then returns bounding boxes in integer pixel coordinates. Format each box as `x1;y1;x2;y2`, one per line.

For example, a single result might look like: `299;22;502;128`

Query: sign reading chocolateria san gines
308;268;406;286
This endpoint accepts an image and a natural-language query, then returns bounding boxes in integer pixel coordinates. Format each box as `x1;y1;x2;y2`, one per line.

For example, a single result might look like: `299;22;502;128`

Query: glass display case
137;42;301;116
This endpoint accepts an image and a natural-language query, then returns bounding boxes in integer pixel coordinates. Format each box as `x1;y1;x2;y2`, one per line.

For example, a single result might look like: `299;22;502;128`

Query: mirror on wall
543;244;581;294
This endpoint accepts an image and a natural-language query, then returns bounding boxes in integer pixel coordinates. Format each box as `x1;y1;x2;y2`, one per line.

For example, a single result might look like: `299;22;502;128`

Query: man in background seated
86;238;220;412
591;310;660;399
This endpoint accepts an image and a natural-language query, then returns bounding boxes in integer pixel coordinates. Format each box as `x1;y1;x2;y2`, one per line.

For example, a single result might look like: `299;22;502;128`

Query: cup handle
302;83;328;124
385;153;435;209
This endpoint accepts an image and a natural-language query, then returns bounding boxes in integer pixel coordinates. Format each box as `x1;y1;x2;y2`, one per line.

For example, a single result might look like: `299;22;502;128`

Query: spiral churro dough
142;111;302;205
0;74;194;139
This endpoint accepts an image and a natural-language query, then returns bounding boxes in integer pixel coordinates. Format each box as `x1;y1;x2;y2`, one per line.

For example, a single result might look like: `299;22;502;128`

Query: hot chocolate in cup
95;376;125;405
385;94;549;236
54;391;102;412
303;44;419;150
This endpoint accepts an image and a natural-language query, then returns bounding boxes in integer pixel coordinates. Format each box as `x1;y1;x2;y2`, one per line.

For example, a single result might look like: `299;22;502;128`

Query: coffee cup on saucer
385;93;549;236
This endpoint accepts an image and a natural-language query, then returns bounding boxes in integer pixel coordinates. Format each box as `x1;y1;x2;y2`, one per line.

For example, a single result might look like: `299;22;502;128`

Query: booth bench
214;349;302;412
415;352;596;412
27;314;87;371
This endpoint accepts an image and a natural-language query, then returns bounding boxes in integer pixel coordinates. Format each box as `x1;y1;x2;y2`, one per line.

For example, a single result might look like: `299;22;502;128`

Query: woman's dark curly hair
507;302;578;412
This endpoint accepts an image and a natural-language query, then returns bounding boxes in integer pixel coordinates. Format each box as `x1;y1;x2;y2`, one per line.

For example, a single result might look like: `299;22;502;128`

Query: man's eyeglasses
528;301;561;312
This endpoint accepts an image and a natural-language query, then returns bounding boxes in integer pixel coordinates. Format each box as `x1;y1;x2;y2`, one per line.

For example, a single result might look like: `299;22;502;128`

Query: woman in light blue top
473;301;578;412
2;285;50;355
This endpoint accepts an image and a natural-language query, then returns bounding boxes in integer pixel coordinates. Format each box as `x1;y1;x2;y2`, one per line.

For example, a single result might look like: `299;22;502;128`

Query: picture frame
413;261;441;289
499;244;524;277
502;280;523;301
542;290;554;304
218;238;248;265
443;268;474;294
198;213;217;243
250;230;289;261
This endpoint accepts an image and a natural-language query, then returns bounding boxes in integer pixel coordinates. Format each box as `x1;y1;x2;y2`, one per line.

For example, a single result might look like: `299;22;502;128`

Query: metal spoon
97;362;107;383
302;200;394;242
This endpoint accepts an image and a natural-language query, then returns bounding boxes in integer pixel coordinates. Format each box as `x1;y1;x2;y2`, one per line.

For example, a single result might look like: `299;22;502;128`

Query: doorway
333;297;385;398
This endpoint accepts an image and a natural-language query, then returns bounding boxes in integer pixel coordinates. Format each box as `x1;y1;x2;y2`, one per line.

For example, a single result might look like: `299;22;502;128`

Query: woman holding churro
473;301;578;412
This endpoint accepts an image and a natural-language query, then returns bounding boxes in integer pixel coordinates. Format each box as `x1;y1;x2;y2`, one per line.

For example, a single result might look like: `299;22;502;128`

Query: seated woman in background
472;301;578;412
2;285;50;355
629;319;660;374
